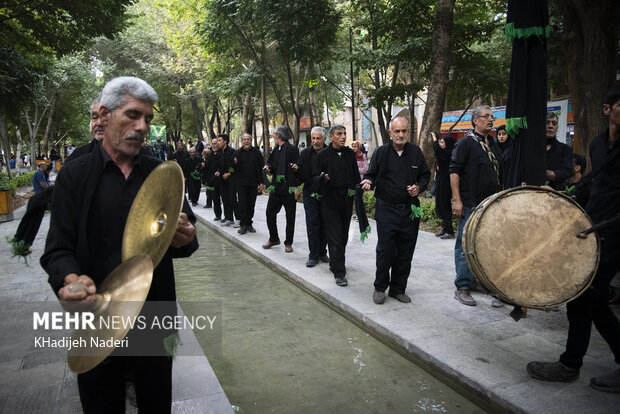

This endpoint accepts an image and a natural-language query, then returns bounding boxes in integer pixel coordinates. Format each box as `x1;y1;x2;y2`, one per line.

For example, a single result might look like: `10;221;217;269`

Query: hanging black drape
504;0;549;187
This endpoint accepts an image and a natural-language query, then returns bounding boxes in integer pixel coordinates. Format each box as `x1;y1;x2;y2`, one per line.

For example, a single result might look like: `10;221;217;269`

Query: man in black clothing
262;125;299;252
361;117;430;303
432;132;455;239
184;147;202;206
217;133;238;227
40;76;198;413
527;85;620;392
233;133;264;234
153;136;166;160
545;111;574;191
204;138;222;217
291;126;329;267
170;142;188;166
313;125;359;286
450;105;501;307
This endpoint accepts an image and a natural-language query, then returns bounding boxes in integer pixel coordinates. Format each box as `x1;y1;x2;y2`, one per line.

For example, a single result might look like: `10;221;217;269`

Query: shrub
0;172;35;196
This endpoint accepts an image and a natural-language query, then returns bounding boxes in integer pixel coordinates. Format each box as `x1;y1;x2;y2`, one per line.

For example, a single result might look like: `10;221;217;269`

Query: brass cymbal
122;161;185;268
67;255;154;373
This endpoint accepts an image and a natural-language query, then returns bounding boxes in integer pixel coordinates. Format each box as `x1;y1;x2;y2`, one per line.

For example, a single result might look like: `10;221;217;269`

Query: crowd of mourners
14;77;618;412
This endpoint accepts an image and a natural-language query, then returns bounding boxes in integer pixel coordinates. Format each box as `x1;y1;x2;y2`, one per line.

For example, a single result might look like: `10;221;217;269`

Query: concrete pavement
0;205;233;414
193;190;618;414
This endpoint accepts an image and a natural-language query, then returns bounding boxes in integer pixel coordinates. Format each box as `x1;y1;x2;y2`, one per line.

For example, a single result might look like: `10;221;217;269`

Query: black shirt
365;141;431;204
315;144;359;191
89;147;146;284
296;146;325;193
233;146;264;186
545;138;574;190
585;130;620;232
449;133;500;207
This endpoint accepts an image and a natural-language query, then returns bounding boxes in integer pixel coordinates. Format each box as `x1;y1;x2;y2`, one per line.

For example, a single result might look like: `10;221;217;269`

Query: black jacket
449;133;499;207
233;146;264;186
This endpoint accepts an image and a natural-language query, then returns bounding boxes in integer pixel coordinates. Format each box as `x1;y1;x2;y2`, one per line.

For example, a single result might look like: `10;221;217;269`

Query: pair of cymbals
68;161;185;373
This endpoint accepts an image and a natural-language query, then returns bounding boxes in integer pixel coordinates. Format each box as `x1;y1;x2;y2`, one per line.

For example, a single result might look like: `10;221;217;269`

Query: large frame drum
462;186;599;310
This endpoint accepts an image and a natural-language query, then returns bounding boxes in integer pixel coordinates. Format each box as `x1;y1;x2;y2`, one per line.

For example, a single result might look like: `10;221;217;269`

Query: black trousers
320;188;353;278
560;236;620;369
205;188;213;207
374;199;420;294
303;189;327;260
221;180;238;221
77;356;172;413
187;179;201;204
435;173;453;234
212;185;222;219
237;184;258;227
266;193;296;245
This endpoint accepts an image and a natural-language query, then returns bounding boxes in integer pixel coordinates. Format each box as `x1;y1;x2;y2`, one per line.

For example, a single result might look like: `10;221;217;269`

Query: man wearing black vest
233;133;264;234
314;125;359;286
361;117;430;304
262;125;299;252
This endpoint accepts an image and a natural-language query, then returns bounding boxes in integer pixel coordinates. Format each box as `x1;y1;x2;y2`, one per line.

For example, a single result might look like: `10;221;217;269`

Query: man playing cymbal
41;76;198;413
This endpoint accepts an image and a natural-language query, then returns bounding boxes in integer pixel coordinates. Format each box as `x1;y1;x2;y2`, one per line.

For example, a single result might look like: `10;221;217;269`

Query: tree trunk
241;94;254;134
418;0;456;173
261;76;271;161
0;111;11;178
190;96;203;141
42;90;59;155
15;127;23;176
561;0;619;159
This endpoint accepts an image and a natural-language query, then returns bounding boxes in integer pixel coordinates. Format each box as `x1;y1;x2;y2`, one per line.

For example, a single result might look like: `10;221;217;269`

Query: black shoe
335;277;348;287
526;361;579;382
440;233;455;239
213;217;221;221
590;369;620;393
388;291;411;303
247;225;256;233
319;254;330;263
306;259;319;267
435;230;446;237
238;226;247;235
203;205;212;209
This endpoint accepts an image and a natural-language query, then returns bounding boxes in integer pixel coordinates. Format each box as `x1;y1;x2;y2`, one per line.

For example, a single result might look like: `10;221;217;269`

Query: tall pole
349;26;356;141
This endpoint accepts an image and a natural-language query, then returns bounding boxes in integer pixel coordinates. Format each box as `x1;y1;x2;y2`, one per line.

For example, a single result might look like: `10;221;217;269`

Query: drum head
464;186;599;309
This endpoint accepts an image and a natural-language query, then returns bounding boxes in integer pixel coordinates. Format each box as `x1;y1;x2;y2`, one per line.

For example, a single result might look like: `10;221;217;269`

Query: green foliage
1;0;134;57
363;190;376;218
0;172;35;196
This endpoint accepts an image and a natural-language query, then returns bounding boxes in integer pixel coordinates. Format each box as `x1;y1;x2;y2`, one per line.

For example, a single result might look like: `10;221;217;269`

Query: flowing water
175;222;485;413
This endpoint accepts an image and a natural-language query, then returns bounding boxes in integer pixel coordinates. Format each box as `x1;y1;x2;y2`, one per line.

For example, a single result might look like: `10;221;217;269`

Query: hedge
0;172;36;196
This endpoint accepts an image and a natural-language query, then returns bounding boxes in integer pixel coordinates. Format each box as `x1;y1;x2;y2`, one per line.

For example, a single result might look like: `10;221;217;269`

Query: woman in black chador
432;132;456;239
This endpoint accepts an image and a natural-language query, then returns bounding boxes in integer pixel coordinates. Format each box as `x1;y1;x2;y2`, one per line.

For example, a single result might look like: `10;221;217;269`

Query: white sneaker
221;220;234;227
233;220;241;228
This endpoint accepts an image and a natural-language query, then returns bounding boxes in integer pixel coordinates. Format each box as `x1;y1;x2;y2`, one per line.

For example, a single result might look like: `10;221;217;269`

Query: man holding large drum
527;85;620;393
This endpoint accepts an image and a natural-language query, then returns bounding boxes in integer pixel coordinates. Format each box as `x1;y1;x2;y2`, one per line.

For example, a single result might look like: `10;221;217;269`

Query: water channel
175;222;485;413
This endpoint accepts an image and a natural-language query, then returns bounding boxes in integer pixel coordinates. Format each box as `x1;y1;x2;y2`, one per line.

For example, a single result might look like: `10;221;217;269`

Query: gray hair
471;105;492;128
546;111;558;120
311;126;326;138
100;76;158;111
90;94;102;112
388;116;408;129
328;124;345;136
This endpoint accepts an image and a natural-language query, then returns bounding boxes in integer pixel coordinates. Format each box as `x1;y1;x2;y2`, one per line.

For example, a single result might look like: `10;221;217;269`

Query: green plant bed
361;191;456;233
0;172;35;196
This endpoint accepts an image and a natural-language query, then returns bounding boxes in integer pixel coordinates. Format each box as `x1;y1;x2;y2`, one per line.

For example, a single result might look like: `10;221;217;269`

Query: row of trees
1;0;618;178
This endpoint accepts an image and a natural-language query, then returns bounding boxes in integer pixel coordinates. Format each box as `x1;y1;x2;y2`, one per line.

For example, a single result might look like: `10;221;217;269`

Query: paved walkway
0;206;233;414
192;191;618;414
